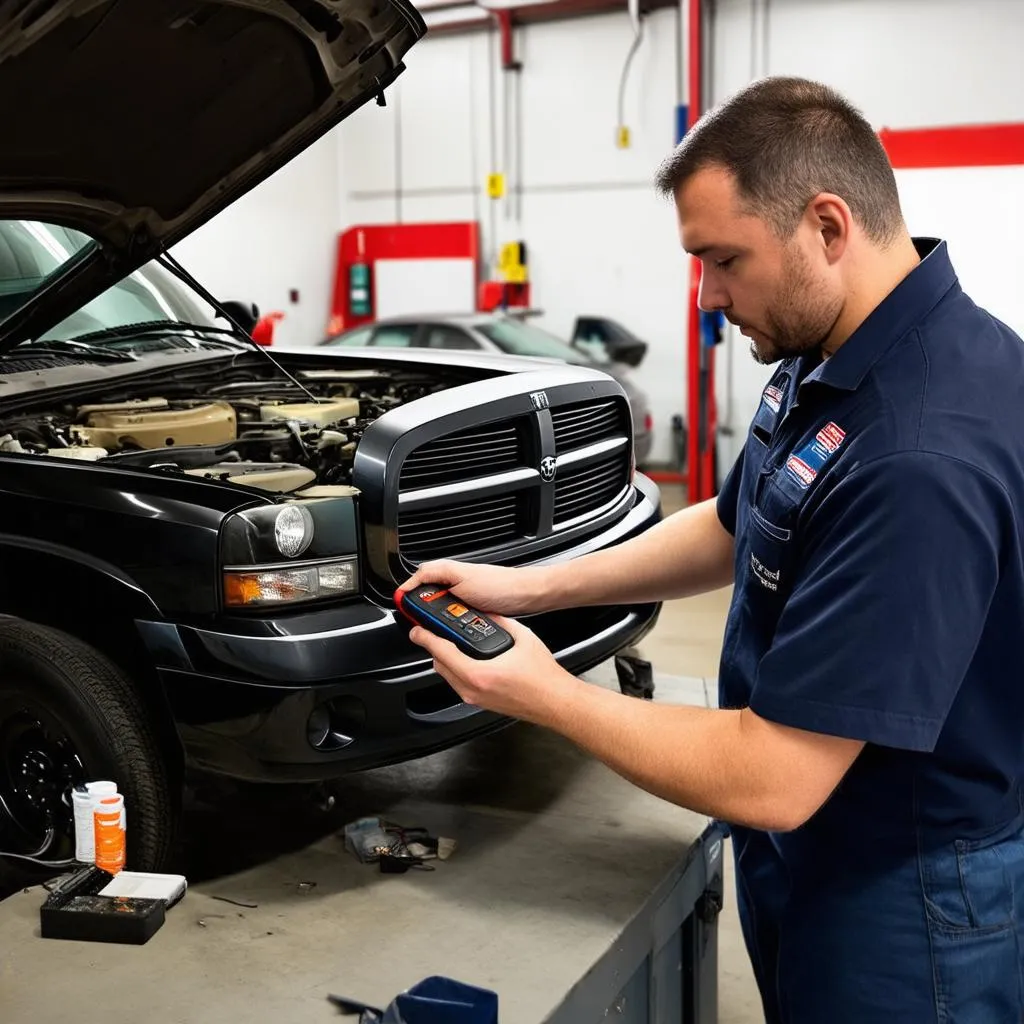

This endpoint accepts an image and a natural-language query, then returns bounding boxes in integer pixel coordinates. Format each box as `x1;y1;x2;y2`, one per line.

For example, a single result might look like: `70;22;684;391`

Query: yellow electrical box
616;125;631;149
498;241;528;284
487;173;506;199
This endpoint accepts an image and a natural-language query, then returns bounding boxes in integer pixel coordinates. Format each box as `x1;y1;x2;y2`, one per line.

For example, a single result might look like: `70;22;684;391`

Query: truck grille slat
399;423;524;489
555;467;623;507
551;400;624;451
555;487;623;521
399;494;526;562
400;513;519;545
400;449;520;487
553;454;629;525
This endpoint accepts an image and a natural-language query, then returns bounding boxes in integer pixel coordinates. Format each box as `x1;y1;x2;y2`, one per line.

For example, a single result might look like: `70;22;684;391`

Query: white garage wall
710;0;1024;473
334;0;1024;468
169;132;342;350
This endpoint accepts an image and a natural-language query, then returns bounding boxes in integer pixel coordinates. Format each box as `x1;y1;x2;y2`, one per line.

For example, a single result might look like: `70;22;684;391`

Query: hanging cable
0;790;76;868
0;842;76;868
616;0;645;148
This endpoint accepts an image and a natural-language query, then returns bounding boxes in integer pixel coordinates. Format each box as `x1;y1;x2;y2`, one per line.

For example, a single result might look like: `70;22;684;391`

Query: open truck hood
0;0;425;350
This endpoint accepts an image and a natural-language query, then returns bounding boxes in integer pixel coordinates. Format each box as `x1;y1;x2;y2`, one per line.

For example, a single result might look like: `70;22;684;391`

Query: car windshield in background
0;219;220;345
476;319;604;366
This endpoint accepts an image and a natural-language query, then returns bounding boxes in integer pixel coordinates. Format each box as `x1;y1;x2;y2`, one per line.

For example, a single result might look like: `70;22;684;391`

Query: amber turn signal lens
223;559;357;608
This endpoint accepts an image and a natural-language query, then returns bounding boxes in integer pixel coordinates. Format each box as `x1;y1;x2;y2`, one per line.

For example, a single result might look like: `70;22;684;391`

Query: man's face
675;165;843;365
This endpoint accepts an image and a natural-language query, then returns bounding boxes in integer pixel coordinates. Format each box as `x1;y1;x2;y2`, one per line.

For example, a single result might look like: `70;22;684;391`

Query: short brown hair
655;77;904;245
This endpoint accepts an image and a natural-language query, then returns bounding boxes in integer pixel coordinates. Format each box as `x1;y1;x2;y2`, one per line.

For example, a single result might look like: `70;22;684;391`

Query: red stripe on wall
879;123;1024;169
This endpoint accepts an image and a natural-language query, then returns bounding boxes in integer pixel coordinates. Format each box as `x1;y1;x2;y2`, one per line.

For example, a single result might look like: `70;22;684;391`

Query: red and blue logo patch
785;421;847;488
762;384;784;414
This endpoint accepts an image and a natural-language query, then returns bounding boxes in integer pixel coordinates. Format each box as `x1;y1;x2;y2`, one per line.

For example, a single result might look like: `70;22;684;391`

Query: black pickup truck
0;0;661;877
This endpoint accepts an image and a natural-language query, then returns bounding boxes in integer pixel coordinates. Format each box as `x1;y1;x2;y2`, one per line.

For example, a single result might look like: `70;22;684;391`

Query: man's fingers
398;560;458;593
408;625;451;658
409;626;474;672
490;613;532;640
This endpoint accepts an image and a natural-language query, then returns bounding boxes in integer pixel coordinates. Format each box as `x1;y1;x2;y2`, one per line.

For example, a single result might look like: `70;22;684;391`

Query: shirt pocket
745;503;796;627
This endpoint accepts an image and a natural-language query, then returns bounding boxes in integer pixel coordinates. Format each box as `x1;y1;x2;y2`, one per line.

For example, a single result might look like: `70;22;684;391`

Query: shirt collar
802;237;958;392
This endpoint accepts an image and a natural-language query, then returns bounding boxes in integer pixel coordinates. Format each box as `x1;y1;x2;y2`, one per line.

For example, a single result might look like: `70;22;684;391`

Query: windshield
475;318;604;366
0;219;220;343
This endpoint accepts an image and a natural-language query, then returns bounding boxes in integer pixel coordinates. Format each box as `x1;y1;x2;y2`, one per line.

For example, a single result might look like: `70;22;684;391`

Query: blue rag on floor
330;976;498;1023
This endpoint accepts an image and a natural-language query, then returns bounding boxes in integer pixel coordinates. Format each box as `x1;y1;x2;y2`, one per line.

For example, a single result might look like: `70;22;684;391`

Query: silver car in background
320;312;655;465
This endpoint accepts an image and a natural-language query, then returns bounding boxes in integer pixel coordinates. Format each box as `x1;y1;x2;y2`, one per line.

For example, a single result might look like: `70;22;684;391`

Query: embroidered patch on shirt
785;455;817;487
785;422;847;488
762;384;784;413
816;422;846;453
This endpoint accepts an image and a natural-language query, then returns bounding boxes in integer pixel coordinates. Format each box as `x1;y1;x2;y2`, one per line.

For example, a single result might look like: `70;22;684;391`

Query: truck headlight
274;505;313;558
220;499;361;609
224;557;358;608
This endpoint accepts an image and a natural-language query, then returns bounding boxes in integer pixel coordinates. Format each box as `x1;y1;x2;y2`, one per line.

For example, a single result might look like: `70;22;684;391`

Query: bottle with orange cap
94;793;126;874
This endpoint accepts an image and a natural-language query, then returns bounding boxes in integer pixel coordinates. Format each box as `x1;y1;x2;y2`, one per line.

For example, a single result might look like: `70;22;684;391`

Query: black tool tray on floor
40;866;165;945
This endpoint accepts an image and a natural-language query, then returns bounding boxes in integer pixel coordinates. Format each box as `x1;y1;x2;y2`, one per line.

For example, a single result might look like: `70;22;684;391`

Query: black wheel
0;620;175;887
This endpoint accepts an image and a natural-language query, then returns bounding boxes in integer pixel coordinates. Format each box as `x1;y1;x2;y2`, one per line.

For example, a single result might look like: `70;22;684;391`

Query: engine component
46;446;108;461
184;463;316;493
233;427;302;463
0;434;29;454
78;401;237;450
259;399;360;428
77;398;169;417
294;485;360;499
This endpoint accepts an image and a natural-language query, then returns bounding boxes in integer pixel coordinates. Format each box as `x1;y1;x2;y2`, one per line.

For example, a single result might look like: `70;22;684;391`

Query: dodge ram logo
540;456;557;482
530;391;550;410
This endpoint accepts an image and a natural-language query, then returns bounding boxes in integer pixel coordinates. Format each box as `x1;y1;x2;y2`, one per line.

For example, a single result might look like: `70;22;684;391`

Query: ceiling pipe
684;0;716;502
424;0;678;35
493;7;517;69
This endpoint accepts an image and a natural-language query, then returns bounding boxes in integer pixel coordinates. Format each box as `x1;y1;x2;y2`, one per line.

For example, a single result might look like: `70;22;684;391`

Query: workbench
0;671;723;1024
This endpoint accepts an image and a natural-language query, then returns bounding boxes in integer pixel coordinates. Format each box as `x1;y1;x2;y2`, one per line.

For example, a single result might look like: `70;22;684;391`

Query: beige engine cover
259;398;360;427
79;401;237;449
185;464;316;493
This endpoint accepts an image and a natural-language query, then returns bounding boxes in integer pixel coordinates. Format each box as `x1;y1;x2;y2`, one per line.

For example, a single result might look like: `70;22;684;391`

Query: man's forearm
535;670;862;832
532;497;735;611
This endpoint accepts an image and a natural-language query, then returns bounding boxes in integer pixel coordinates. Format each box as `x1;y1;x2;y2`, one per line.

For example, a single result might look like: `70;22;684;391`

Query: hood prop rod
156;250;321;405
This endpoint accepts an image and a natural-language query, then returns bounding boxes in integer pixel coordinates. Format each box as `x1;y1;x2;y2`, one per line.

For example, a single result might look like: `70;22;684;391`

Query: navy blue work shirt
718;237;1024;852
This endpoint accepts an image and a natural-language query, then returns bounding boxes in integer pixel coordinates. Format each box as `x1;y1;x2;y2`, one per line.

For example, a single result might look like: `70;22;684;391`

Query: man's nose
697;271;729;314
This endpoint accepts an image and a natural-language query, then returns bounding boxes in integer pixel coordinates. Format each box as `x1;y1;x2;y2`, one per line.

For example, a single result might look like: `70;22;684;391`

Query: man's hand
407;615;581;724
399;559;550;617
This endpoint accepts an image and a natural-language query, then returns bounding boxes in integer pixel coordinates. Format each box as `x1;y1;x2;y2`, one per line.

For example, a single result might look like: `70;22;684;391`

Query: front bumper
137;475;662;783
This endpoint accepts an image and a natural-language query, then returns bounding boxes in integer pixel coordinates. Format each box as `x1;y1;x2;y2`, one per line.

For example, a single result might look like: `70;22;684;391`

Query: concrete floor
0;483;765;1022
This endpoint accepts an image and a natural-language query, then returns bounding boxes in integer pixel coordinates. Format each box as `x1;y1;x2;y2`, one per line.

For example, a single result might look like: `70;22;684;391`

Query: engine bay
0;362;457;496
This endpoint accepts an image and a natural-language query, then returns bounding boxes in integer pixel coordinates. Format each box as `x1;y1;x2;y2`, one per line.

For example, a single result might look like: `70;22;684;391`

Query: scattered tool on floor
342;816;456;873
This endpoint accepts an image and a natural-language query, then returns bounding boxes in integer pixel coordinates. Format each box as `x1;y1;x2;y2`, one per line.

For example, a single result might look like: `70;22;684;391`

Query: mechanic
402;76;1024;1022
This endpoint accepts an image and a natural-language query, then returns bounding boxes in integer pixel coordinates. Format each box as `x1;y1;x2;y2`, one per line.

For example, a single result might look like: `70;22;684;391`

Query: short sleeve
750;452;1010;752
716;448;745;536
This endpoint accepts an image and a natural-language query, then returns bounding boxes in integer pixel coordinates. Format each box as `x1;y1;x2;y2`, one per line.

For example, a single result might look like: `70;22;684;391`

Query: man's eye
715;256;736;270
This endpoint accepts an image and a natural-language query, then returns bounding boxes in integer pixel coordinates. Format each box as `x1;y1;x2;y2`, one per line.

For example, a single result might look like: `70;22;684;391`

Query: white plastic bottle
72;785;95;863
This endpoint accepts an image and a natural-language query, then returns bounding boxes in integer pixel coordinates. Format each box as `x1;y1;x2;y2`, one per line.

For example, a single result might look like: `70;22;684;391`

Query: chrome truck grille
353;369;636;591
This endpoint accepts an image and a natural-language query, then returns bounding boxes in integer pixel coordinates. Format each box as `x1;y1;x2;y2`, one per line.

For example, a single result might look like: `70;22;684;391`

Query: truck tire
0;619;175;888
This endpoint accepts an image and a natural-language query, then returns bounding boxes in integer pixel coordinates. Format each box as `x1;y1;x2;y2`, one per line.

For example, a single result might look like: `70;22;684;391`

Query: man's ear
806;192;852;265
